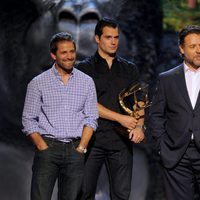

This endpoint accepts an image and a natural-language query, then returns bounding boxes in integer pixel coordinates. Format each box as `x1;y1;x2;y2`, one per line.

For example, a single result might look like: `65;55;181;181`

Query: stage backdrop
0;1;181;200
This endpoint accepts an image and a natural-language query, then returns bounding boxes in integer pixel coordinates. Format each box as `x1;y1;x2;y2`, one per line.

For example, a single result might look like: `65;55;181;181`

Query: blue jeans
31;137;84;200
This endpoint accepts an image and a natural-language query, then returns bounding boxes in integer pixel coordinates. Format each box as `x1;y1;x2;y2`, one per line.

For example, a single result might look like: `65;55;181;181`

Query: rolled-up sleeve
22;80;42;135
83;78;98;131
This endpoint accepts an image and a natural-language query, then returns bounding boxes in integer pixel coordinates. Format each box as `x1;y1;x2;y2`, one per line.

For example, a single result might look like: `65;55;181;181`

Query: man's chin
64;67;73;72
63;63;75;70
59;65;73;73
193;62;200;69
108;52;116;57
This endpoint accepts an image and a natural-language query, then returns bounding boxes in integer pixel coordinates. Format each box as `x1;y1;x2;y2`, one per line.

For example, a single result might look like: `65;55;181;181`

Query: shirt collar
52;64;75;79
184;62;200;73
94;51;120;63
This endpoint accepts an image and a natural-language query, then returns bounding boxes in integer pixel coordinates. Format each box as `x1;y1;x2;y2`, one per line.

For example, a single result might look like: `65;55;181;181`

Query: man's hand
29;132;49;151
129;127;145;143
117;115;138;130
98;103;137;130
36;142;49;151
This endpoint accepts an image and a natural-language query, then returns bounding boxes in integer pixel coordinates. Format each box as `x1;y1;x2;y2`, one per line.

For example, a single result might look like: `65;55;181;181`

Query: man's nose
111;38;116;44
67;53;74;60
196;45;200;53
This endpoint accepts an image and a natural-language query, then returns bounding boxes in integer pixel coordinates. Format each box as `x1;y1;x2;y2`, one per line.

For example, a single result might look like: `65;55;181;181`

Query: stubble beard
187;58;200;70
57;61;75;74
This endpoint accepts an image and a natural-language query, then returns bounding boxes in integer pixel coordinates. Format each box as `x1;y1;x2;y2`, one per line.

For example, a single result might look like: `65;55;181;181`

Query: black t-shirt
76;52;140;149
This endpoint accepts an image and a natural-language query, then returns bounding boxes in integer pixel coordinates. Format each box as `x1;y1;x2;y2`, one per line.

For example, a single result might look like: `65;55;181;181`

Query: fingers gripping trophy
117;83;151;139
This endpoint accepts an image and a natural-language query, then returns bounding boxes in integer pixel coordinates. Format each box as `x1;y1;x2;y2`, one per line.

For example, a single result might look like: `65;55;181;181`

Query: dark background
0;0;183;199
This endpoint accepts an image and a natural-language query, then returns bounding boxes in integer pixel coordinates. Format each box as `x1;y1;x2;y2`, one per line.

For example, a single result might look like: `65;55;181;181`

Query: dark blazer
149;64;200;169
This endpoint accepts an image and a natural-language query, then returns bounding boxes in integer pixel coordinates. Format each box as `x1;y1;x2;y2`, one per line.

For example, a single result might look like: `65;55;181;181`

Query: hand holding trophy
116;82;151;139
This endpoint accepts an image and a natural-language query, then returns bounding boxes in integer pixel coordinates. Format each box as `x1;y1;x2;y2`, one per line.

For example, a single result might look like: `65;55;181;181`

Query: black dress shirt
76;52;139;149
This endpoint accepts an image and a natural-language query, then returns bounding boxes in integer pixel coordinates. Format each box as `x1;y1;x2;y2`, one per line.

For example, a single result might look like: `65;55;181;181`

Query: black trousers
162;142;200;200
81;145;133;200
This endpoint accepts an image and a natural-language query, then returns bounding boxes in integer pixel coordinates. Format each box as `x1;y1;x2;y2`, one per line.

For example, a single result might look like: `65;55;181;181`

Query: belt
42;136;81;145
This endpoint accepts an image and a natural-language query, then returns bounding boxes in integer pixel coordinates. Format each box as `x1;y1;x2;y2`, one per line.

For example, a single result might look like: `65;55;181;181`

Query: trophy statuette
116;82;151;138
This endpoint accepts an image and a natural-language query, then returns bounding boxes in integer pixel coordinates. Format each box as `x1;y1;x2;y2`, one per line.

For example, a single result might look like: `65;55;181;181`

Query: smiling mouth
64;60;74;63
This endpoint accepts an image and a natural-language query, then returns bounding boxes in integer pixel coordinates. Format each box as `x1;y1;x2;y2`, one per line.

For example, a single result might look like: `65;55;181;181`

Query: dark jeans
31;137;84;200
163;142;200;200
81;146;133;200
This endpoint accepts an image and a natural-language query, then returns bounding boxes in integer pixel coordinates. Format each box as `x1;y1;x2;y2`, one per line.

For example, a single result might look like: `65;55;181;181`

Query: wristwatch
77;145;87;154
135;124;146;131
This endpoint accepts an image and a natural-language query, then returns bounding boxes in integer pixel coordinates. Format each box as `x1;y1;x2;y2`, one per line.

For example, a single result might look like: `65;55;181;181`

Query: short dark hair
179;25;200;46
95;17;119;37
50;32;76;54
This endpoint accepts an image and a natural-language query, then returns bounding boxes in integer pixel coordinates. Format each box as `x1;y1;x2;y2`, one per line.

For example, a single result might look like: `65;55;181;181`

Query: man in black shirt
77;17;145;200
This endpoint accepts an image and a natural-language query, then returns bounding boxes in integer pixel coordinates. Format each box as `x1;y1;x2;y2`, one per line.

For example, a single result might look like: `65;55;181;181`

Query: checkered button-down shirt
22;65;98;141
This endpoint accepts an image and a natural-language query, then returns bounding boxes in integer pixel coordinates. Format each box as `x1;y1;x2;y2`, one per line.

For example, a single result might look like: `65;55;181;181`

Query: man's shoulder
76;56;95;68
76;56;95;76
74;68;93;82
117;56;135;65
159;64;183;78
30;68;52;84
117;56;138;70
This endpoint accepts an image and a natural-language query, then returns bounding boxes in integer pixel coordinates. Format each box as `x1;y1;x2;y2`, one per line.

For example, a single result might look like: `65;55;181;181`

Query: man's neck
98;51;115;69
55;65;72;85
184;61;200;72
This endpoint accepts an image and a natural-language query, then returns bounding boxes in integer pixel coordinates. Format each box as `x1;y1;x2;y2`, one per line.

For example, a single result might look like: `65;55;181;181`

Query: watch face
83;148;87;154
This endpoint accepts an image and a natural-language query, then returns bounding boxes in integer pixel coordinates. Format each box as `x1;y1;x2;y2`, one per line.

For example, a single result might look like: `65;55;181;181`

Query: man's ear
179;45;184;55
95;35;100;44
50;52;56;60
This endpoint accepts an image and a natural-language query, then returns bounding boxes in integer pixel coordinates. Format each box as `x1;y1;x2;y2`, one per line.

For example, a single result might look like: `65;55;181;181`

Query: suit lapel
174;65;193;110
194;91;200;110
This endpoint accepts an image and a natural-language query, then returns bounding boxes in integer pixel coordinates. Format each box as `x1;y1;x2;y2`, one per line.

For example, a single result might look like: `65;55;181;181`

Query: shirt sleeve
83;78;98;131
22;79;42;135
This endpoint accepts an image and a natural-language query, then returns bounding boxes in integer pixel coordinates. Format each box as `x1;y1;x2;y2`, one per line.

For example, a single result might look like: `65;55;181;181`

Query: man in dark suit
149;25;200;200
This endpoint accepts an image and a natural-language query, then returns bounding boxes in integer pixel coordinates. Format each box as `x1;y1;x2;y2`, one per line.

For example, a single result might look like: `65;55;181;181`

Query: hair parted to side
179;25;200;46
95;17;119;37
50;32;76;54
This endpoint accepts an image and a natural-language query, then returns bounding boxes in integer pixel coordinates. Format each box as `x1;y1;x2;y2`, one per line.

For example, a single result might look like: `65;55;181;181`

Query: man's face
95;26;119;57
179;33;200;70
50;40;76;72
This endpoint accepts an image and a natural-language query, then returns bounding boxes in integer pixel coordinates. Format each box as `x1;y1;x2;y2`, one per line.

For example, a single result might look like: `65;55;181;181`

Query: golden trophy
116;82;151;138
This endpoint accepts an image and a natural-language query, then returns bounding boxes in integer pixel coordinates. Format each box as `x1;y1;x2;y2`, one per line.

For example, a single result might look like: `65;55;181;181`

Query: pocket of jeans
72;147;85;157
36;146;50;153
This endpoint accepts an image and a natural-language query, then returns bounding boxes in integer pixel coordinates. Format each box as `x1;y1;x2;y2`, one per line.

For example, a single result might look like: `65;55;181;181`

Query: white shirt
184;62;200;109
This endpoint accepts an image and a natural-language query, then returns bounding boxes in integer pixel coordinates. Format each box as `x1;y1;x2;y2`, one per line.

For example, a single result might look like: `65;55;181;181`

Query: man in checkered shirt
22;32;98;200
